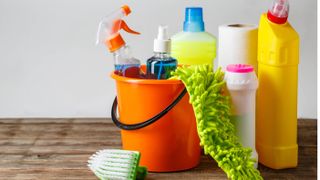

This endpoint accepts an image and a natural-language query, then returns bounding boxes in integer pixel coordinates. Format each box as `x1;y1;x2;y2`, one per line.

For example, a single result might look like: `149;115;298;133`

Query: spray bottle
96;5;142;78
146;25;177;79
256;0;299;169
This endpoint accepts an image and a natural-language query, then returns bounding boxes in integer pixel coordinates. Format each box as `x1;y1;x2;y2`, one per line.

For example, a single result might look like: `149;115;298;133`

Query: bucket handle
111;88;187;130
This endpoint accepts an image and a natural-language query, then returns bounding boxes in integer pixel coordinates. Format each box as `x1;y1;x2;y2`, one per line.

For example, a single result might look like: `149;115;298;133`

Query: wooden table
0;118;316;179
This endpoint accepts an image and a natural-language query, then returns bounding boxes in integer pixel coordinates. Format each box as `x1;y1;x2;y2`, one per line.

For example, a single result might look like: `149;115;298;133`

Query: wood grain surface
0;118;316;180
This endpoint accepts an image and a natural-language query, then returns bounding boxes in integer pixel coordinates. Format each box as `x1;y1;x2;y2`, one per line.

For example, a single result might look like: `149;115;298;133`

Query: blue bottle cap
183;7;205;32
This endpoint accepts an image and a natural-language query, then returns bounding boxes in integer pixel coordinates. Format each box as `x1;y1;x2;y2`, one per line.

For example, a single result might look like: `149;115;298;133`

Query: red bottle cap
267;0;289;24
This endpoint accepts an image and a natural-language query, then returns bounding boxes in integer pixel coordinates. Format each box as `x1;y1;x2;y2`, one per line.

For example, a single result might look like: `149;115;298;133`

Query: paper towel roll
218;24;258;72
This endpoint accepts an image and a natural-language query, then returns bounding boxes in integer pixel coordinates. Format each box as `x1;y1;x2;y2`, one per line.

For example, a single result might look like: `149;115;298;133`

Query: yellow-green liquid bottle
171;7;216;65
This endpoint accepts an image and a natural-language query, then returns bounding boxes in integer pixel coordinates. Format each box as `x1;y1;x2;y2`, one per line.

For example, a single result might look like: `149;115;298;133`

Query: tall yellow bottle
257;0;299;169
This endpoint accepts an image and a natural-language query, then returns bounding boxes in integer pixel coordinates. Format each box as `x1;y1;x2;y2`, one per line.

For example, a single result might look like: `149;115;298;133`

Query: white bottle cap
154;25;171;53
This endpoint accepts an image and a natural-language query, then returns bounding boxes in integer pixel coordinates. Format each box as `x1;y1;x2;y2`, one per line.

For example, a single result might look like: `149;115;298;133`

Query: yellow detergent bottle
171;7;216;65
256;0;299;169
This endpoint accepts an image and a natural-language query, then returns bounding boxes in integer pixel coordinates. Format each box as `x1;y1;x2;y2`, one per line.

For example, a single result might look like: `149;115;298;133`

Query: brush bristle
88;149;140;180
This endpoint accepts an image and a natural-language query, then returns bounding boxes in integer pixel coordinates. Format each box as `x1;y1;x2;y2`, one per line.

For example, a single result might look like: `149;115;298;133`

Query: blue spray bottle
147;26;177;79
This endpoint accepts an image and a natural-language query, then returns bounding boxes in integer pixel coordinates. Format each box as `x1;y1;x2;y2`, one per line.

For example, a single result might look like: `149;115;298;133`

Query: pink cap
226;64;254;73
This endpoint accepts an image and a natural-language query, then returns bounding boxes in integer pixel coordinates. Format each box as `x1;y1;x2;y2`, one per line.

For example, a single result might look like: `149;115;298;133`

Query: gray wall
0;0;317;118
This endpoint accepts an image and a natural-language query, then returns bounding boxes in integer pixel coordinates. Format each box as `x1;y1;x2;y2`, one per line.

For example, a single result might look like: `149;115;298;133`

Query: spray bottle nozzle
121;5;131;16
106;20;140;52
154;25;171;53
96;5;140;51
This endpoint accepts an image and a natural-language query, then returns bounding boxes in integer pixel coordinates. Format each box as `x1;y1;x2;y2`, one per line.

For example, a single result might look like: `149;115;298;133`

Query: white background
0;0;317;118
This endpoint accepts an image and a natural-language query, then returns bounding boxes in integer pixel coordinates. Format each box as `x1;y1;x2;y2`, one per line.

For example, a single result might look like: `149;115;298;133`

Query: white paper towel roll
218;24;258;72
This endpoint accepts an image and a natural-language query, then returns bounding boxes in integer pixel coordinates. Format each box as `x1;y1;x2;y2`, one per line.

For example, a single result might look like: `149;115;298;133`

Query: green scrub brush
87;149;147;180
171;65;263;180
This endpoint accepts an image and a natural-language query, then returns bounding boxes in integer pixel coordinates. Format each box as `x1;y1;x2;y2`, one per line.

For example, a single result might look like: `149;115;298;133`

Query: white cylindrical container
218;24;258;73
224;64;258;168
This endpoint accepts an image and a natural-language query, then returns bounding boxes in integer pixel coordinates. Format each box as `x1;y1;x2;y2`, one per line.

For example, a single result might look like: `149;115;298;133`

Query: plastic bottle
171;7;216;65
146;26;177;79
96;5;142;78
256;0;299;169
225;64;258;168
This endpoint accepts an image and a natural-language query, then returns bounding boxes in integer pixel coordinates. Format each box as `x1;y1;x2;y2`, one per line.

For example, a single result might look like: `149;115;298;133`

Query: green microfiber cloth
171;64;263;180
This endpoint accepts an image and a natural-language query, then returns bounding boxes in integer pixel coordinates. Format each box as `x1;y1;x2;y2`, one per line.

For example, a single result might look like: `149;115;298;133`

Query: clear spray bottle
96;5;142;78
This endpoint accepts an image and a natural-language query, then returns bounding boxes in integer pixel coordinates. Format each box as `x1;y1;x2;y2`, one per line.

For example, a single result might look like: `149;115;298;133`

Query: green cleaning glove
171;64;263;180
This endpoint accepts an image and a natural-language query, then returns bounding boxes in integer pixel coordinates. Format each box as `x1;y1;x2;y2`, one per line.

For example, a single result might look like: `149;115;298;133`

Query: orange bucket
110;66;200;172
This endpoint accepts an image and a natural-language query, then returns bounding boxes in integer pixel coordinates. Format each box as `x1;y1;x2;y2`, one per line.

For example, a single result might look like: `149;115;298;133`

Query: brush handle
136;166;147;180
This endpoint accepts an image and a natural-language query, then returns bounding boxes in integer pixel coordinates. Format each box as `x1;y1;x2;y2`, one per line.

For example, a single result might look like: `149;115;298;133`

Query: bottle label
146;60;177;79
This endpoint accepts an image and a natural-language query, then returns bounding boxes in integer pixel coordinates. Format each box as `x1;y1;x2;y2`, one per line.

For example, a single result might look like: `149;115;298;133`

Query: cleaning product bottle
225;64;258;168
171;7;216;65
96;5;142;78
256;0;299;169
146;26;177;79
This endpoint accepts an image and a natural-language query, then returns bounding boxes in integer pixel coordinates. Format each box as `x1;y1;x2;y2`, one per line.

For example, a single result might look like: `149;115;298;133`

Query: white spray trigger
96;9;140;47
96;20;107;45
95;6;129;46
154;25;171;53
157;25;169;41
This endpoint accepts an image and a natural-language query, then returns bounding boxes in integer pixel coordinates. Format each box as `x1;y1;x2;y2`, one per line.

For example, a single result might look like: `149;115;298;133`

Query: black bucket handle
111;88;187;130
